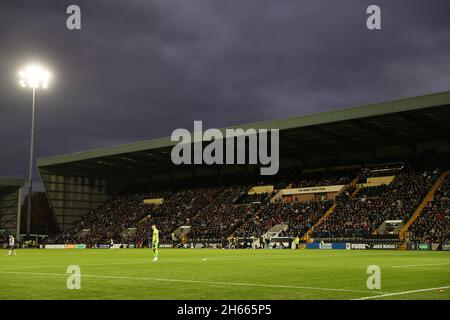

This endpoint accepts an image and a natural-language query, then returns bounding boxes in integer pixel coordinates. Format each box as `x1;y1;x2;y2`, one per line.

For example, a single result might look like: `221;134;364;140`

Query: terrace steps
350;177;360;198
303;203;337;242
399;170;449;242
138;215;151;224
269;189;284;203
351;187;360;198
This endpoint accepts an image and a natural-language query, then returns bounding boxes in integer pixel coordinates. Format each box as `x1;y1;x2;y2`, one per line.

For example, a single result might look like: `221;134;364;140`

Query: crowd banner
330;243;346;250
350;243;370;250
143;198;164;205
305;242;397;250
45;244;86;249
319;243;332;250
418;243;431;250
247;185;274;195
358;176;394;187
306;242;347;250
371;243;397;250
45;244;66;249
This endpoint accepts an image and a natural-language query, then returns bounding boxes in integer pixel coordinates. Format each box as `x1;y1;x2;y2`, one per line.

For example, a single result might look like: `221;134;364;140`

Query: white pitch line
0;261;149;271
352;286;450;300
391;263;450;269
0;270;388;295
0;256;271;270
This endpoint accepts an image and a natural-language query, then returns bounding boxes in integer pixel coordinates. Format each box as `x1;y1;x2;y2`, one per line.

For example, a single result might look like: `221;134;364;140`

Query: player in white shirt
8;235;16;256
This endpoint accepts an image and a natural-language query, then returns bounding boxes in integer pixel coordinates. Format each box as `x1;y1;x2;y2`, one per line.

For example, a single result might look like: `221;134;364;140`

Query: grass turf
0;248;449;300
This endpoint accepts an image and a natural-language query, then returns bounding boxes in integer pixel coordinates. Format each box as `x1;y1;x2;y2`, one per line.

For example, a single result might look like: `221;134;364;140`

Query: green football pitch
0;249;449;300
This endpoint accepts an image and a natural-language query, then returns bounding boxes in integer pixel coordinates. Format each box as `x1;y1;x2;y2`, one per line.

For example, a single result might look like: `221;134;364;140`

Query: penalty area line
352;285;450;300
0;270;388;295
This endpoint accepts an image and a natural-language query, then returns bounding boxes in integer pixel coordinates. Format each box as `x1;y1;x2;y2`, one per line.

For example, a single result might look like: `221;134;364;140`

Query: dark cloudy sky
1;0;450;190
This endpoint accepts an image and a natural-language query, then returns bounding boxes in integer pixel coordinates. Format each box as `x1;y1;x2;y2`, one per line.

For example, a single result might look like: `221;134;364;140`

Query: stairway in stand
398;170;449;249
303;203;337;242
350;177;360;198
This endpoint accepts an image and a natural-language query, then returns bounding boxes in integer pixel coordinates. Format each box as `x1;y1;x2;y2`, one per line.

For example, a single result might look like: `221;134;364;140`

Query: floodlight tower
18;64;51;238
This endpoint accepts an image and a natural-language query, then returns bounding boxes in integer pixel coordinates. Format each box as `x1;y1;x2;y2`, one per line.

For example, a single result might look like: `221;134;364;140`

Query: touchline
171;121;279;175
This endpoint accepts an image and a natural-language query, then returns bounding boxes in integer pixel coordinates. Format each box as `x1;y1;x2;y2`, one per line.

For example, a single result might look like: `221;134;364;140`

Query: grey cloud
0;0;449;190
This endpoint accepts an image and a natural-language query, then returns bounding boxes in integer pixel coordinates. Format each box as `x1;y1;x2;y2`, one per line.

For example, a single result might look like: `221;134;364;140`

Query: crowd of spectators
134;187;225;243
188;186;259;241
290;168;357;188
312;167;439;239
235;192;273;204
48;159;448;246
335;186;355;204
49;191;169;245
50;184;263;245
235;200;333;238
410;175;450;243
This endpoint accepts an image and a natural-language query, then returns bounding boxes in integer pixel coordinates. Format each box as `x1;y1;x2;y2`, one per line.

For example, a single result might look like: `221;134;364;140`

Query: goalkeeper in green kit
151;224;159;262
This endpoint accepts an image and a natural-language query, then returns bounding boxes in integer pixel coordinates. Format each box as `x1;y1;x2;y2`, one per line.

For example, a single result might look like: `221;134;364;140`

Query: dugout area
0;177;24;239
36;90;450;232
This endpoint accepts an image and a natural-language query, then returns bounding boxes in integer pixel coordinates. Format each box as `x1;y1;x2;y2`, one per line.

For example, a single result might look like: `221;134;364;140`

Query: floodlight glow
18;64;51;89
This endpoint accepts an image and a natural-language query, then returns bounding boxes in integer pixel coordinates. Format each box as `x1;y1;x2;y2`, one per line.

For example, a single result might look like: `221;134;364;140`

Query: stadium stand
0;177;24;241
39;92;450;249
20;192;58;236
47;158;450;247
